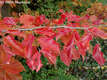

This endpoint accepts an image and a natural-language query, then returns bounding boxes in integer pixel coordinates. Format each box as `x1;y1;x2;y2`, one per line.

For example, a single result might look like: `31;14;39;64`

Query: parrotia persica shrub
0;9;107;80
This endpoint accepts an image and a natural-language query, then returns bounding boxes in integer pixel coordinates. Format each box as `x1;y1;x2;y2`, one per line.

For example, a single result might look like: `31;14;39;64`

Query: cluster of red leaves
0;45;25;80
0;9;107;80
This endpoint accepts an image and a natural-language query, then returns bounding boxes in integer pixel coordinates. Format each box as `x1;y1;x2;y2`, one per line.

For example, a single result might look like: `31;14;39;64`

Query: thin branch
0;24;107;32
17;26;92;31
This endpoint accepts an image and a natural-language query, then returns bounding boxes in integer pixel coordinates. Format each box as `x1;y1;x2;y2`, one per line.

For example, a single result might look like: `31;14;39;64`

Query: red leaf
38;37;60;64
0;46;25;80
0;21;10;30
56;30;80;45
1;58;25;74
7;30;26;38
35;28;55;37
74;31;80;41
4;35;25;57
80;33;93;50
66;33;80;60
75;32;93;60
55;28;71;41
60;33;81;66
67;14;81;22
38;36;60;54
23;34;35;59
60;48;71;66
68;45;80;60
90;27;107;39
57;17;65;25
93;44;105;66
0;71;22;80
3;17;17;26
76;42;86;61
41;49;57;64
0;45;12;64
23;34;43;72
60;32;72;45
26;50;42;72
35;15;47;26
20;14;35;26
3;45;15;56
0;58;24;80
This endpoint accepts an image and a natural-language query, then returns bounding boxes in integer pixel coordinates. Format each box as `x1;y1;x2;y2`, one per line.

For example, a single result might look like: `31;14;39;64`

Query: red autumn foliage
27;49;42;72
0;45;25;80
19;14;35;26
0;9;106;80
4;35;25;57
93;44;105;66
